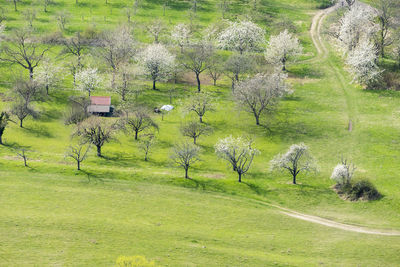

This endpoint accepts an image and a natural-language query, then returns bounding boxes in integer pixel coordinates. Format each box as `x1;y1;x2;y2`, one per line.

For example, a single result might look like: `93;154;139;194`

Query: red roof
90;96;111;106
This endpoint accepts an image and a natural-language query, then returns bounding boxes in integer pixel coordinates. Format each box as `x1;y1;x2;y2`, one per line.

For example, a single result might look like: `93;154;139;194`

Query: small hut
87;96;114;116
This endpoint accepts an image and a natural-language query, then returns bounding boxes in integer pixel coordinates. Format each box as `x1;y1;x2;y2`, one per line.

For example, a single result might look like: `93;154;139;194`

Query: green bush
335;179;381;201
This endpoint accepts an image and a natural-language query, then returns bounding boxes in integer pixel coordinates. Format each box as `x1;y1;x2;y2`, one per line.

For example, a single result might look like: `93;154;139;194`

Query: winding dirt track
244;4;400;236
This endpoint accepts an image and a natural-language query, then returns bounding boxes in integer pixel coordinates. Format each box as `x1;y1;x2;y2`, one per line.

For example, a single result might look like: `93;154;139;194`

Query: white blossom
265;30;302;70
270;143;317;184
331;159;356;185
234;71;291;125
346;38;381;86
215;136;259;182
171;23;190;51
34;59;64;94
75;68;102;96
218;20;265;54
139;43;175;90
338;4;378;53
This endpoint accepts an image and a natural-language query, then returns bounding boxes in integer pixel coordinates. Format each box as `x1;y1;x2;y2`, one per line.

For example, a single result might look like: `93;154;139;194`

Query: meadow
1;0;400;265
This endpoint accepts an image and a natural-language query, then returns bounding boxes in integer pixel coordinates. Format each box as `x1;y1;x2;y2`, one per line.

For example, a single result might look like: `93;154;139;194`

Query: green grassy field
1;0;400;265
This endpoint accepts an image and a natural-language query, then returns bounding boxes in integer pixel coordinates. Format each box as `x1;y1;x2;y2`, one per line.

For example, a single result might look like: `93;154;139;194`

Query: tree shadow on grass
242;182;269;196
80;170;105;184
23;124;54;138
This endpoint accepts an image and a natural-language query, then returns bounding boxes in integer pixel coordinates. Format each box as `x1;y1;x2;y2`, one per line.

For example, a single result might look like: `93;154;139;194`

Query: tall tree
139;43;175;90
0;28;50;79
121;108;158;140
170;142;201;179
234;71;290;125
183;92;214;123
65;142;91;171
181;42;213;92
215;136;259;182
374;0;398;57
180;121;212;144
61;32;88;70
224;53;252;91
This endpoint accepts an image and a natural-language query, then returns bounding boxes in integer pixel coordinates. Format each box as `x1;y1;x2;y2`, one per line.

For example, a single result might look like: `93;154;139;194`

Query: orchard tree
139;43;175;90
224;53;253;91
138;134;156;161
181;42;214;92
7;0;21;11
0;28;50;79
75;68;102;96
61;32;89;70
180;121;212;144
234;71;291;125
331;158;356;186
10;100;37;128
215;136;259;182
98;26;135;88
270;143;317;184
74;116;118;157
35;58;63;95
146;19;166;43
114;64;140;101
13;78;43;106
374;0;398;57
0;111;13;145
55;10;71;31
218;20;265;54
265;30;303;71
346;38;381;87
38;0;53;12
64;95;90;125
65;142;91;171
183;92;214;123
170;142;201;179
122;108;158;140
207;55;223;86
172;23;191;52
22;8;37;28
337;5;377;52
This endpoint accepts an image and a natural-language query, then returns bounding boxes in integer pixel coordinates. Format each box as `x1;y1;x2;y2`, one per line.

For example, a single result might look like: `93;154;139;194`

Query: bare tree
114;64;139;101
207;55;223;86
224;53;253;91
270;143;317;184
138;134;156;161
64;95;90;125
66;142;91;170
98;26;135;88
0;28;50;79
0;111;13;145
123;7;134;23
122;108;158;140
183;92;214;123
218;0;231;19
13;78;43;106
181;42;214;92
146;19;166;43
38;0;53;12
11;100;38;128
61;32;88;70
374;0;398;57
55;10;71;31
170;142;201;179
22;8;37;28
74;116;118;157
215;136;259;182
180;121;212;144
234;71;290;125
17;149;28;167
7;0;21;12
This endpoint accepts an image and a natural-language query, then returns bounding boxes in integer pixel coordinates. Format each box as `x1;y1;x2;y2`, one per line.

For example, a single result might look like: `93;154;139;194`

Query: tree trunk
152;79;156;90
29;68;34;80
96;145;102;157
46;85;49;95
199;115;203;123
213;79;216;86
144;152;148;161
282;58;287;71
196;73;201;92
238;172;242;182
77;160;81;171
135;131;138;140
185;167;189;179
193;136;197;144
20;119;23;128
0;134;3;145
14;0;17;11
293;173;297;184
23;157;27;167
255;114;260;125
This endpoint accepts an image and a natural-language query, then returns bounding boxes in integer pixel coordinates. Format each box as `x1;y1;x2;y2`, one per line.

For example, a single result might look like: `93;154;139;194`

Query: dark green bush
335;179;381;201
318;0;335;9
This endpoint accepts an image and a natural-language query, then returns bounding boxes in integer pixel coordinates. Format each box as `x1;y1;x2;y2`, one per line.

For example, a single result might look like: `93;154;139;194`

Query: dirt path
242;3;400;236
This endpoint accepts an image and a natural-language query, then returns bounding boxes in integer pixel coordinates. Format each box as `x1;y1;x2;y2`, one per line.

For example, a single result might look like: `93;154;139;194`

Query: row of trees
332;0;400;87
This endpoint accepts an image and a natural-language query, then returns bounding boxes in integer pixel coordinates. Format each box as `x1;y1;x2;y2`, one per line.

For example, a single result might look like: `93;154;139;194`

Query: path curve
227;3;400;236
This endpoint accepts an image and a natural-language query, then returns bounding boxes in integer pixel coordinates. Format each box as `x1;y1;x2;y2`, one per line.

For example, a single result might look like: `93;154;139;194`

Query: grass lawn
1;0;400;265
